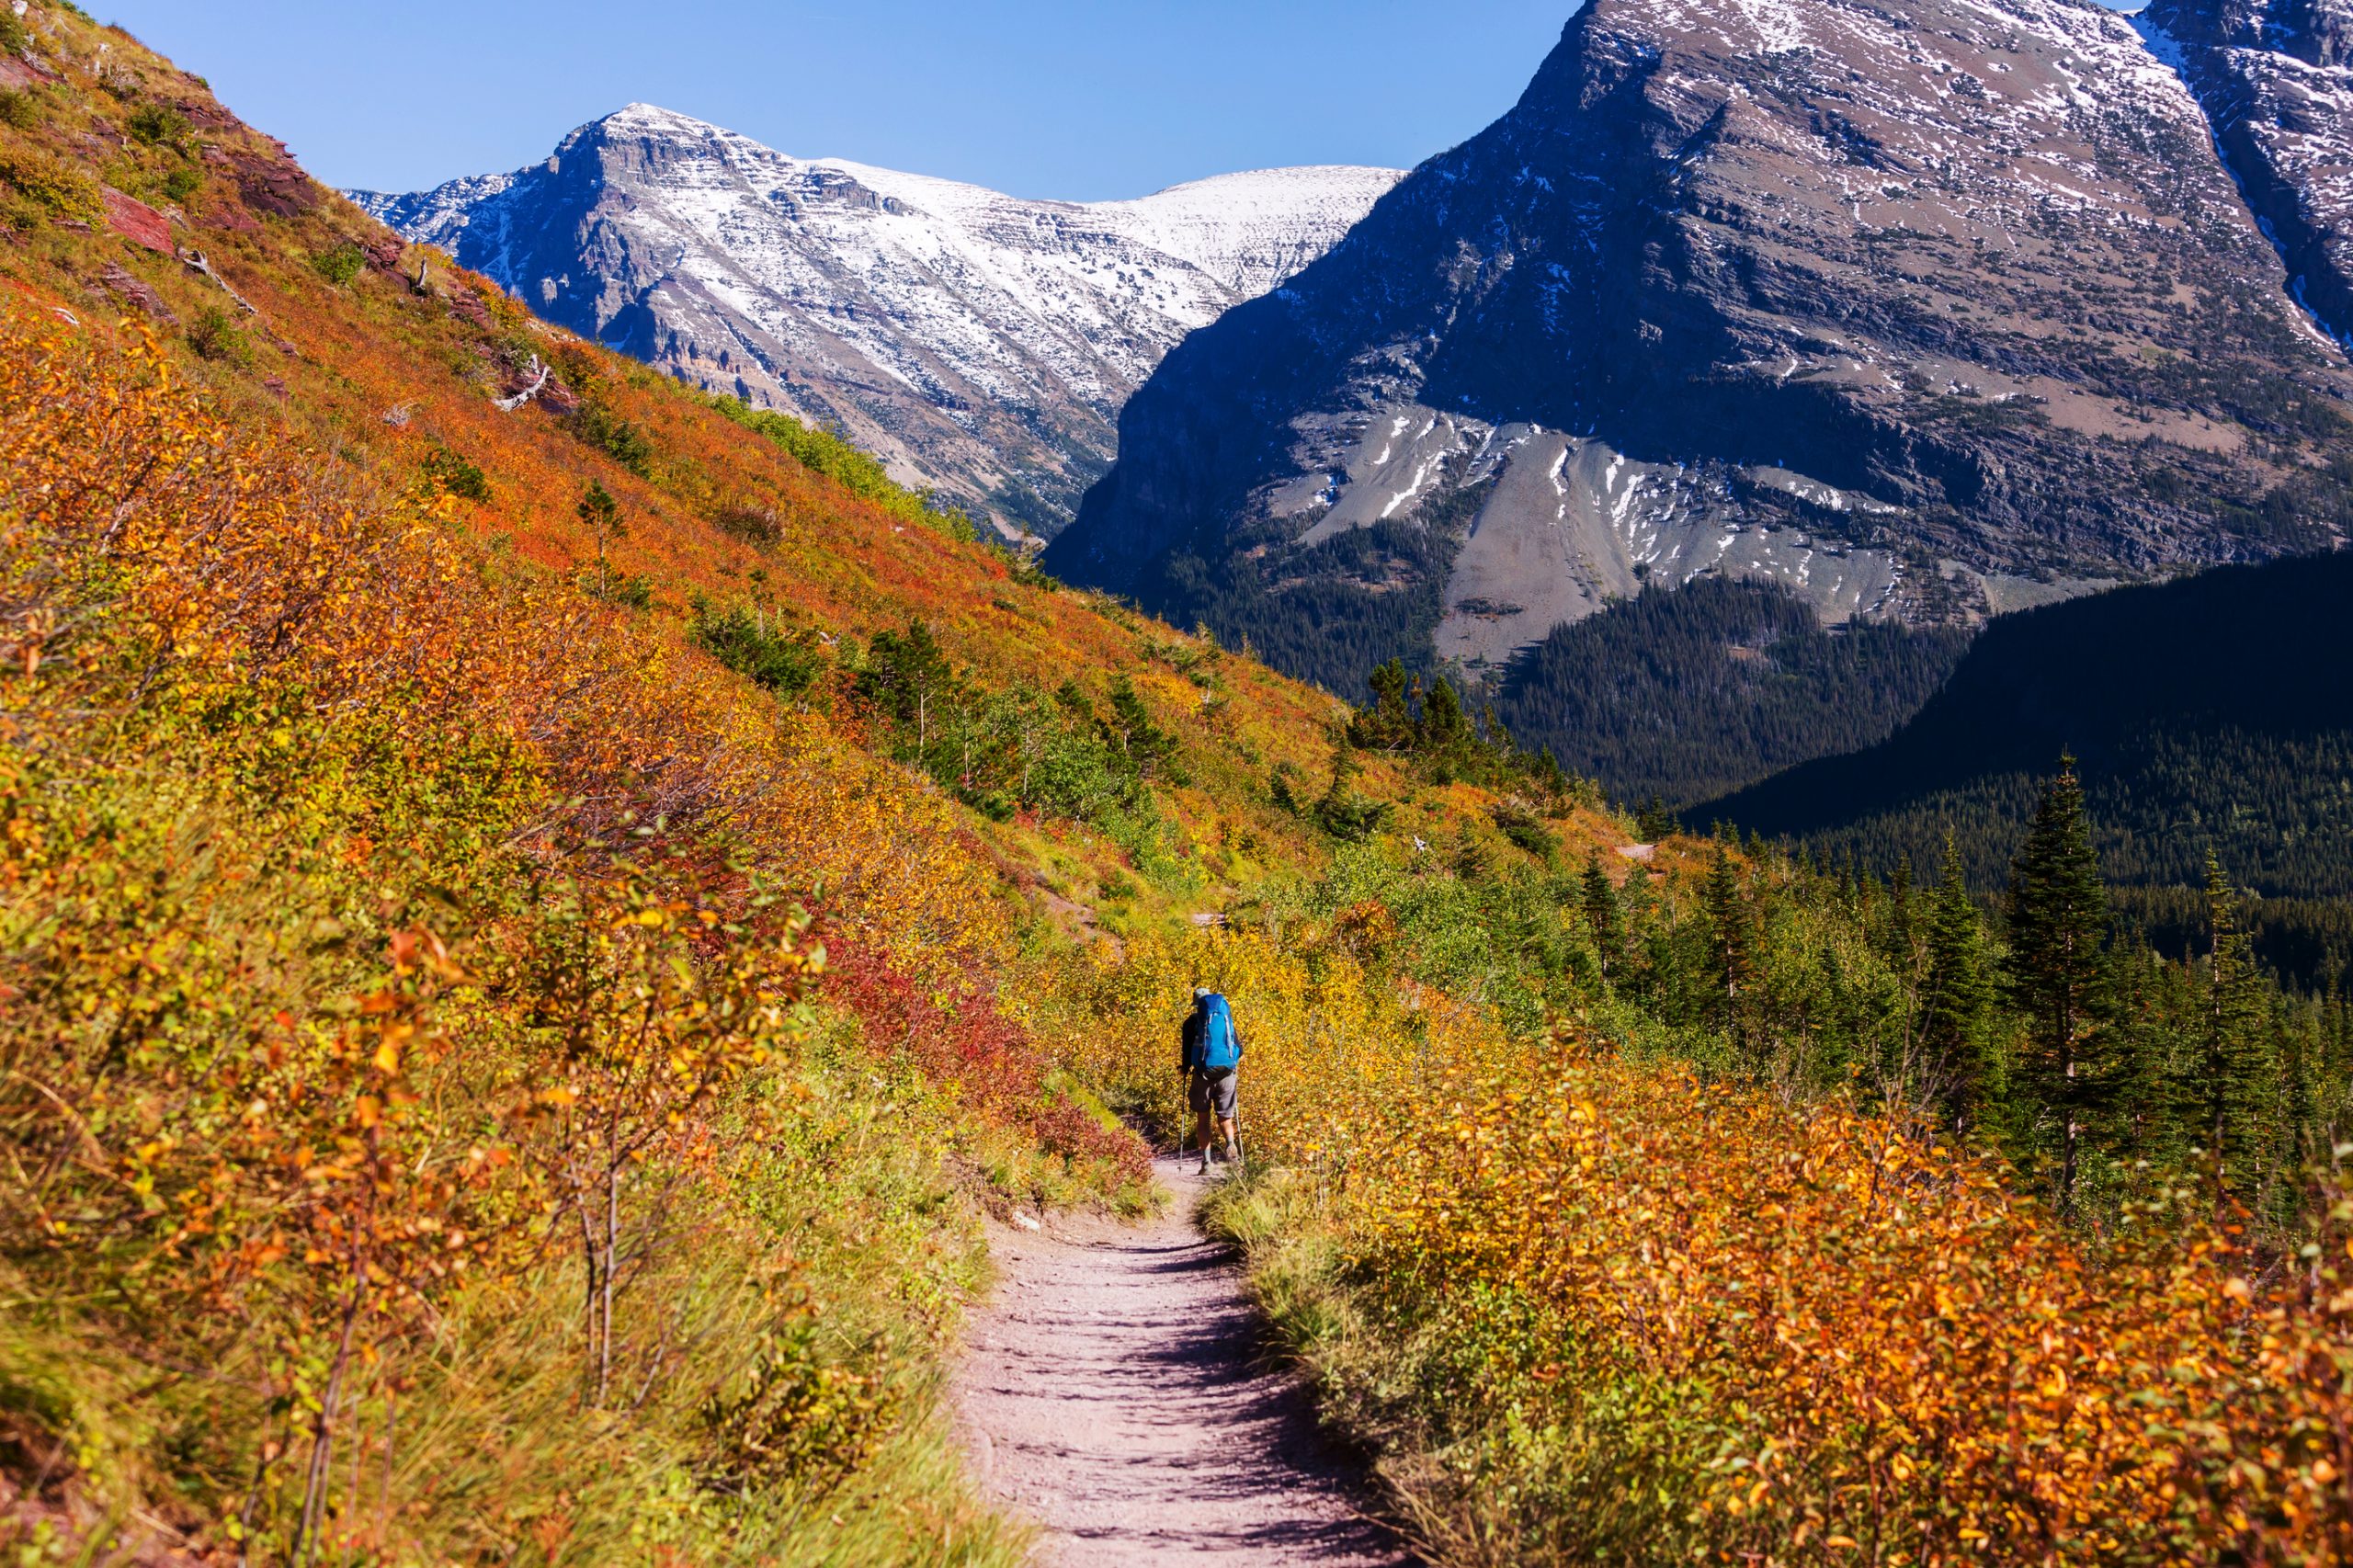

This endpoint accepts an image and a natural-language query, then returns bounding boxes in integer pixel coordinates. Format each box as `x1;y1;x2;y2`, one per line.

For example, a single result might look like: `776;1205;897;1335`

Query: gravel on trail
952;1154;1409;1566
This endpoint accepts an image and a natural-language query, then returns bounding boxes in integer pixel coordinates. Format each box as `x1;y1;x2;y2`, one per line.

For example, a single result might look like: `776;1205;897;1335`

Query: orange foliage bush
1354;1043;2353;1562
0;299;1127;1556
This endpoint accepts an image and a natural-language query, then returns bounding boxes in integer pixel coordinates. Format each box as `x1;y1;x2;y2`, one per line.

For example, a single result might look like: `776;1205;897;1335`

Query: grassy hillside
6;8;2353;1566
0;10;1605;1559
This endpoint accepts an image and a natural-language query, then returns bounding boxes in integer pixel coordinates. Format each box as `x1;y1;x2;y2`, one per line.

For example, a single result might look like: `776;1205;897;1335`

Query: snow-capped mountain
351;106;1403;534
1049;0;2351;700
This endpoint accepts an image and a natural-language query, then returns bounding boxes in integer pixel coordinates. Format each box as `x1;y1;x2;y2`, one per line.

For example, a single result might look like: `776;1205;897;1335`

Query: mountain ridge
351;106;1403;537
1046;0;2351;729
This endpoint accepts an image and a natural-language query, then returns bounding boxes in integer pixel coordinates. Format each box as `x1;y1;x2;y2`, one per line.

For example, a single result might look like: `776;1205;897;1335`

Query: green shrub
1491;801;1561;862
0;14;25;55
690;598;824;697
1010;556;1062;592
569;401;656;476
309;241;365;288
0;90;40;131
699;1324;902;1497
187;306;252;367
423;446;492;503
1314;791;1390;843
160;165;199;204
126;103;189;148
579;570;654;609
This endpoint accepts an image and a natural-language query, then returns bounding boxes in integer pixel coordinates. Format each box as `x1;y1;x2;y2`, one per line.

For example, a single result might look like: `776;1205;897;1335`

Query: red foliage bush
824;943;1147;1185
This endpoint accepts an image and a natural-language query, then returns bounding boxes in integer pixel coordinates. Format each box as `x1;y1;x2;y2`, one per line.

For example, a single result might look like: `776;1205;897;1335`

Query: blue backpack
1196;994;1241;1072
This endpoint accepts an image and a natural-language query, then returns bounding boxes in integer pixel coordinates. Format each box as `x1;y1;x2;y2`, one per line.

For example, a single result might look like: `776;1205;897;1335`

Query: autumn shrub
828;944;1151;1200
710;392;978;542
187;303;252;364
0;307;1108;1562
308;239;366;287
1199;1036;2353;1565
0;142;97;220
714;499;782;547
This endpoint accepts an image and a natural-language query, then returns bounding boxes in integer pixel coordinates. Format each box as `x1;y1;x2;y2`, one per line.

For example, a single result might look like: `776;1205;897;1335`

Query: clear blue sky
100;2;1581;199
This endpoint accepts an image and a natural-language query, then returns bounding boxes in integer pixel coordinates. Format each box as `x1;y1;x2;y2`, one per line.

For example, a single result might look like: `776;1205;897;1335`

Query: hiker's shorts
1188;1066;1237;1119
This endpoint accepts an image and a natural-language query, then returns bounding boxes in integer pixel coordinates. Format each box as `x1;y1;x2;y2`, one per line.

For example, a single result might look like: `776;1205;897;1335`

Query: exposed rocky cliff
1046;0;2353;706
353;108;1401;536
2141;0;2353;343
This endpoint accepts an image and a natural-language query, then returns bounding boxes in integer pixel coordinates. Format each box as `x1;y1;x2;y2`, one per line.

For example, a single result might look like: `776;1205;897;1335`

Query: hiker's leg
1193;1105;1214;1154
1216;1116;1239;1159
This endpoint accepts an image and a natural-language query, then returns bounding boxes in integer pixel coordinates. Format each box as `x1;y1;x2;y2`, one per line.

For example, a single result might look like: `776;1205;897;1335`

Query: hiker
1179;987;1244;1174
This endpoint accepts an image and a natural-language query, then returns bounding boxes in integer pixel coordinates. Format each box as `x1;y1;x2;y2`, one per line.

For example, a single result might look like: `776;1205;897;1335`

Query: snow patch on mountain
352;107;1403;535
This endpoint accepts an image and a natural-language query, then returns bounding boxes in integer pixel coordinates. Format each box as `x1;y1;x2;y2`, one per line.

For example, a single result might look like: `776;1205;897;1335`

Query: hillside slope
355;107;1402;537
0;12;1473;1560
11;9;2353;1568
1705;548;2353;915
1047;0;2352;746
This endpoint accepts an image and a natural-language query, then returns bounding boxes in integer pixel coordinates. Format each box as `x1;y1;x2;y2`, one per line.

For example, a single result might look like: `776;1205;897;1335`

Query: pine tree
2325;982;2353;1143
1351;658;1415;751
1104;673;1178;782
1704;845;1755;1055
1420;676;1470;751
1886;855;1921;981
2109;948;2188;1171
1581;851;1627;982
578;481;622;600
2279;1009;2318;1204
2006;756;2112;1216
1536;746;1570;803
1920;837;1998;1136
2195;850;2275;1203
858;619;957;752
1620;861;1662;1003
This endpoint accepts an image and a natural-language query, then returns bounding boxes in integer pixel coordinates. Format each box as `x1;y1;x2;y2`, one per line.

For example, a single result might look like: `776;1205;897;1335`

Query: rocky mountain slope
1046;0;2353;714
2141;0;2353;343
353;107;1401;536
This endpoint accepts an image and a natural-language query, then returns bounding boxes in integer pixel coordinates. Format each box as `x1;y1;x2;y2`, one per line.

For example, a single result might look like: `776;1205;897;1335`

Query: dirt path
953;1155;1407;1566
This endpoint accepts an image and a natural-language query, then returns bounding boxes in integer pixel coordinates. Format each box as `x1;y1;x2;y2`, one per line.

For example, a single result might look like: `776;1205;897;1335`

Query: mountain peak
598;102;722;134
1047;0;2350;717
353;115;1400;538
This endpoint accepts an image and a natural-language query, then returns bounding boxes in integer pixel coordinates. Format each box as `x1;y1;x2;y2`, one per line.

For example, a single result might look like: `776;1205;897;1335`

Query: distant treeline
1708;550;2353;991
1495;575;1972;806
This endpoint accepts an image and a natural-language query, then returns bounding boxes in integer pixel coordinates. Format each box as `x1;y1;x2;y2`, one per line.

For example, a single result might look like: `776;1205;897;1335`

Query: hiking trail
952;1154;1407;1566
